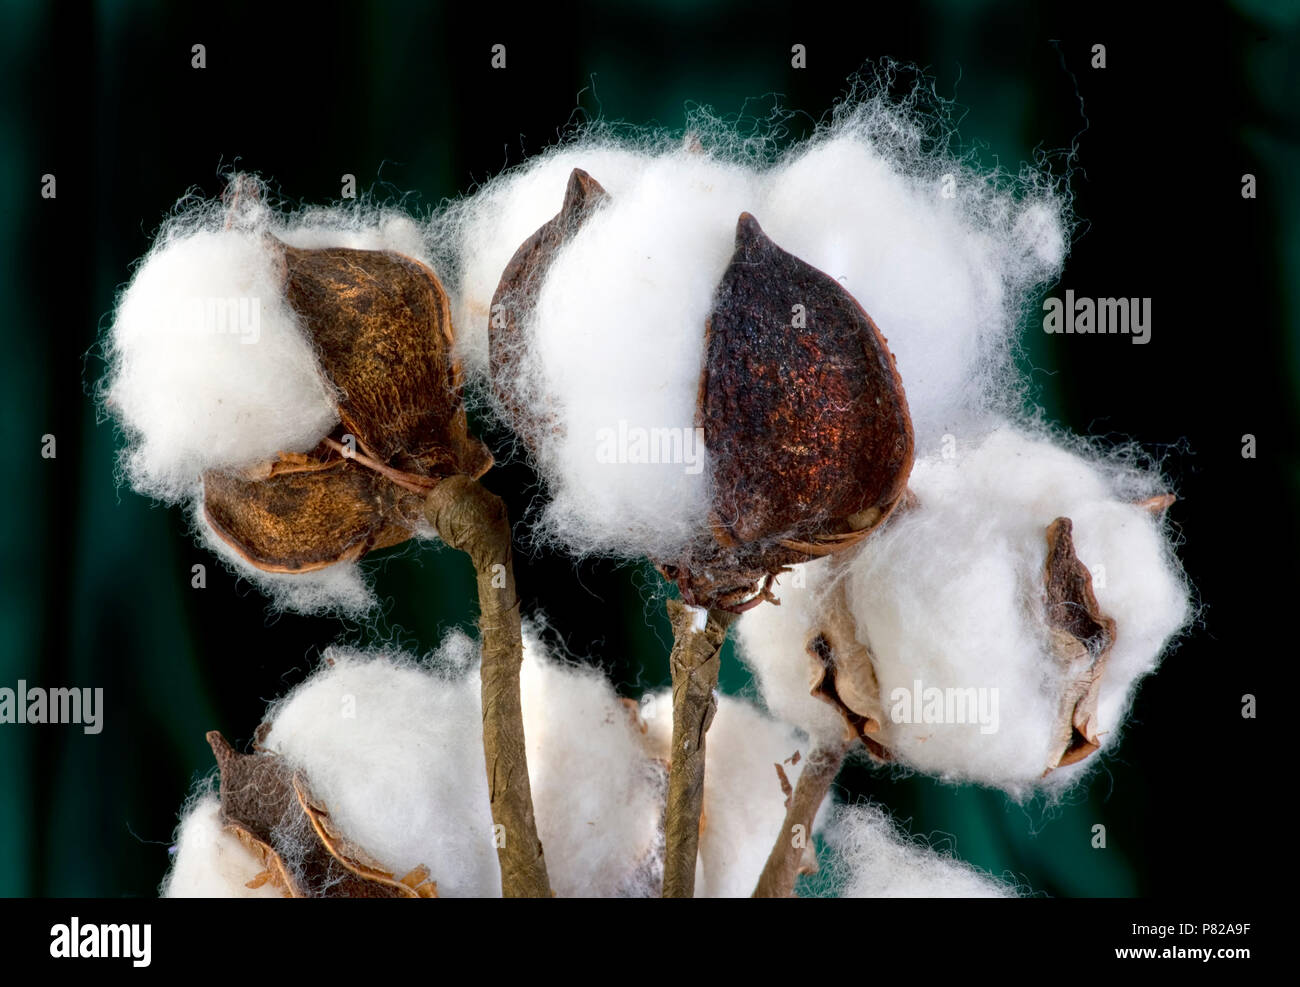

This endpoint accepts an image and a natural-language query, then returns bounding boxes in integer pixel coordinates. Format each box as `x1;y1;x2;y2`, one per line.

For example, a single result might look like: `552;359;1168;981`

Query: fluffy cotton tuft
739;425;1191;798
822;803;1023;898
438;93;1067;563
165;627;665;898
734;559;852;745
161;793;283;899
192;505;379;617
641;689;827;897
106;223;338;502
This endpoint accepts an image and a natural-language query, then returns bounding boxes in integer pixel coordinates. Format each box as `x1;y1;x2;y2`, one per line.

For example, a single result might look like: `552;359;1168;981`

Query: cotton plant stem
425;474;550;898
752;736;855;898
661;599;740;898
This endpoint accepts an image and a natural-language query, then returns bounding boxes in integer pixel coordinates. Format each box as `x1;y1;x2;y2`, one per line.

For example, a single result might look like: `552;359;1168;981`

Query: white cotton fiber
758;103;1066;450
642;690;825;898
168;627;666;898
193;505;378;618
838;425;1191;796
440;142;650;380
442;92;1068;563
162;794;283;898
734;560;849;744
823;803;1022;898
105;224;339;503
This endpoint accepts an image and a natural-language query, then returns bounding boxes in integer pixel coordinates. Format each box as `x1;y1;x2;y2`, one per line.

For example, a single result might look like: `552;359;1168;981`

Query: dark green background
0;0;1292;897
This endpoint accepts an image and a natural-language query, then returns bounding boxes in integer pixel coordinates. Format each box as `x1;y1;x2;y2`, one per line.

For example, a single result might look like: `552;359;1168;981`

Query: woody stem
752;736;854;897
661;599;739;898
425;474;550;898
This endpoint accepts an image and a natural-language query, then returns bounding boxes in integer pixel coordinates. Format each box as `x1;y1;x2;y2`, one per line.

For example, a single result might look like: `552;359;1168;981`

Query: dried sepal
804;579;890;760
203;449;421;573
490;168;609;440
206;730;436;898
278;242;490;479
1042;516;1117;771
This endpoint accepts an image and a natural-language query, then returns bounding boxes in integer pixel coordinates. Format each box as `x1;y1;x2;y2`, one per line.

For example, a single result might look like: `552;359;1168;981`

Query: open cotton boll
163;794;283;899
440;142;649;382
840;425;1190;796
734;560;848;744
106;226;340;502
823;803;1022;898
642;689;823;897
248;629;664;898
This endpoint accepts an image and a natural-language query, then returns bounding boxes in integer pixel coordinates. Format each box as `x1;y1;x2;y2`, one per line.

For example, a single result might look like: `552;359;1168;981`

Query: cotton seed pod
202;237;492;573
736;427;1191;796
492;170;913;611
205;731;437;898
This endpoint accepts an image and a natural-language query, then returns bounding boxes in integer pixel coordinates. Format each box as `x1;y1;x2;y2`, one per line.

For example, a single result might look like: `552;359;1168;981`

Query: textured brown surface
1043;517;1117;770
206;730;435;898
490;168;609;442
700;213;913;545
661;600;739;897
752;738;853;898
203;451;420;573
424;475;552;898
668;213;914;609
200;240;492;574
282;243;490;478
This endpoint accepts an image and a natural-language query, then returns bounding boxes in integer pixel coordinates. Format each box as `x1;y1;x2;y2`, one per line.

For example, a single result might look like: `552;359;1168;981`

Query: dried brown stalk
751;736;855;898
661;599;740;897
425;474;550;898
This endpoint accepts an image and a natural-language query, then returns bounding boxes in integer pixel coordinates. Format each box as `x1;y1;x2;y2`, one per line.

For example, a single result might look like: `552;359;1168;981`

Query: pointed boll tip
562;167;608;214
206;729;234;764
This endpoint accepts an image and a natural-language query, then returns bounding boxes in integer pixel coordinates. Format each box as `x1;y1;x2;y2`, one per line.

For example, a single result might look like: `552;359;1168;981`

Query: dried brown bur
490;168;609;444
202;238;492;573
206;730;437;898
1042;517;1118;772
666;212;914;611
804;577;890;761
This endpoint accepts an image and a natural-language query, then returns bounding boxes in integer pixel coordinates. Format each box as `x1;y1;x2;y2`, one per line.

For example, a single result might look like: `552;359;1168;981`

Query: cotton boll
642;690;824;897
253;629;664;897
839;425;1190;796
260;641;498;897
106;226;339;502
162;794;283;898
823;803;1021;898
734;560;848;744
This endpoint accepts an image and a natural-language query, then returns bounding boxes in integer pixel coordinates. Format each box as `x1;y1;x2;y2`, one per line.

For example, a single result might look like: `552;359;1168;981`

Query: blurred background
0;0;1293;897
